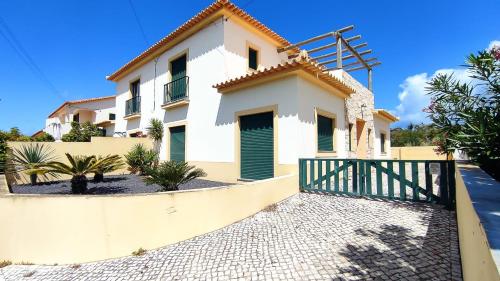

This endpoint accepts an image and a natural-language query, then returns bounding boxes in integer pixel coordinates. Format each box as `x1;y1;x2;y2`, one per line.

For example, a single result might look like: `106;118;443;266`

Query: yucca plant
143;161;206;191
147;118;164;153
8;143;58;185
92;155;125;182
124;144;158;175
46;154;99;194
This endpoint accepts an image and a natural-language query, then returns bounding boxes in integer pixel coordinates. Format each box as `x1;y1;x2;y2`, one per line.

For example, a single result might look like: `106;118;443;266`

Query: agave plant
143;161;206;191
46;154;99;194
92;155;125;182
124;144;159;175
8;143;58;185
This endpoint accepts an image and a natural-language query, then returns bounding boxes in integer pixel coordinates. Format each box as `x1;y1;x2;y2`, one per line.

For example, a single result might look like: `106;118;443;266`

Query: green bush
124;144;158;175
143;161;206;191
8;143;58;185
61;122;104;142
32;132;55;142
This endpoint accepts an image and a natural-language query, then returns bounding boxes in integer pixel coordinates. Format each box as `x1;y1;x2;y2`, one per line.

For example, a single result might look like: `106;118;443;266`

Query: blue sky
0;0;498;135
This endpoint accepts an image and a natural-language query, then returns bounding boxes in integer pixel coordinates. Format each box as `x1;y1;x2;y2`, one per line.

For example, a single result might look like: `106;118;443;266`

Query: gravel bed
11;174;231;195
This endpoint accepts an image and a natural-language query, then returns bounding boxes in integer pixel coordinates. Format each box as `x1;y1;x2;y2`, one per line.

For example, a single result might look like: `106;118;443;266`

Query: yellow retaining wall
6;137;152;184
0;174;9;194
391;146;447;160
0;174;298;265
456;165;500;281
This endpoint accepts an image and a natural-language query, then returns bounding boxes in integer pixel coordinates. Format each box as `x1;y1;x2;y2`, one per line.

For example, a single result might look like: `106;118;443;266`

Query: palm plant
92;155;125;182
147;118;164;150
143;161;206;191
8;143;58;185
124;144;159;175
46;154;99;194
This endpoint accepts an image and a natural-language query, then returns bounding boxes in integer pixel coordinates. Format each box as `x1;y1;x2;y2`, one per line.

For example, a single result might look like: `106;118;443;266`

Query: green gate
299;158;456;208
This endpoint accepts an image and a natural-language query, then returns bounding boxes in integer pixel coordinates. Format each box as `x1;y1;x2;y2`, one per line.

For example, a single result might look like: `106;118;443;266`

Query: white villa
41;0;397;182
43;96;116;140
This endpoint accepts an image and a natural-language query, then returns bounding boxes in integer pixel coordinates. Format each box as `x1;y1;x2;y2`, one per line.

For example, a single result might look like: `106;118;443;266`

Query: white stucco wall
373;116;391;159
297;77;347;159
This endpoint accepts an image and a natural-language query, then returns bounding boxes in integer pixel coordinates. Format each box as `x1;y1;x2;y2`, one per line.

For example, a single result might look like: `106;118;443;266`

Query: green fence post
411;161;419;201
343;160;348;193
376;161;383;196
424;161;433;202
365;161;372;195
353;161;358;194
447;161;456;210
309;159;315;190
399;161;406;201
299;159;303;189
325;160;331;192
317;159;323;191
334;161;340;192
359;160;365;196
439;162;449;205
387;161;394;199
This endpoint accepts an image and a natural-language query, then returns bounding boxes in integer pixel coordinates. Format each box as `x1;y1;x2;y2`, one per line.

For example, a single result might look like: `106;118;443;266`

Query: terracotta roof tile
48;95;115;118
107;0;291;81
213;55;355;94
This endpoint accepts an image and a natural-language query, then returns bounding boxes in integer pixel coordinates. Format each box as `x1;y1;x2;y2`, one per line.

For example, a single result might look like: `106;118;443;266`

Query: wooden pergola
277;25;380;91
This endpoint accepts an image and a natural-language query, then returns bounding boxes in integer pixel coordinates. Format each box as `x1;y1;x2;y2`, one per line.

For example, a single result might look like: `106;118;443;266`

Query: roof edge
373;109;399;122
48;96;115;118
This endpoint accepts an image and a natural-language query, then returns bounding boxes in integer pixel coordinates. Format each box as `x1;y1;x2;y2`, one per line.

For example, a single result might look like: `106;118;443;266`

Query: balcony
124;96;141;120
162;76;189;110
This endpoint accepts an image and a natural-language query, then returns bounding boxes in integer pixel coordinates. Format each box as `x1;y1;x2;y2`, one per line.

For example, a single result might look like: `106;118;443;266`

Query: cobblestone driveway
0;193;461;281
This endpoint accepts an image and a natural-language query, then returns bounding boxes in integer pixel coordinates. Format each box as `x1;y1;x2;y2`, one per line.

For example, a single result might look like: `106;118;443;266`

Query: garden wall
0;174;298;264
6;137;152;184
391;146;447;160
456;164;500;281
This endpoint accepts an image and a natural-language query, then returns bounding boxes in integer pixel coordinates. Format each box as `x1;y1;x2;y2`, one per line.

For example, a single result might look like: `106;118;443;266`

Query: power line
0;15;65;101
127;0;149;46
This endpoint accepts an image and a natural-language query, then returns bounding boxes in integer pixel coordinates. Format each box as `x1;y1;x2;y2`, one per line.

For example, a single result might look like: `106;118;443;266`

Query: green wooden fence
299;158;456;208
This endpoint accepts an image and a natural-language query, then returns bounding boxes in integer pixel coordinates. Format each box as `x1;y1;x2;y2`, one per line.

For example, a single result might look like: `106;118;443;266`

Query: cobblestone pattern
0;193;461;281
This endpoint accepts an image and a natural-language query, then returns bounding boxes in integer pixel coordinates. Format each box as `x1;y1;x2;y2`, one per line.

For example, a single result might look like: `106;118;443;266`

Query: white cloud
488;40;500;51
392;68;470;125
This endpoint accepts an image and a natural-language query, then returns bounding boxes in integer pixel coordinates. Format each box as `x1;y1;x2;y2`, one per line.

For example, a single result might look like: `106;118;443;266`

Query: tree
425;46;500;178
390;123;440;147
33;132;55;142
61;122;104;142
46;154;100;194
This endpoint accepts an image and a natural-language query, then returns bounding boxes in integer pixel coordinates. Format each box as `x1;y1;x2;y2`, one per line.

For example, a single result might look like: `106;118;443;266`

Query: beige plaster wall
391;146;447;160
0;174;298;265
456;165;500;281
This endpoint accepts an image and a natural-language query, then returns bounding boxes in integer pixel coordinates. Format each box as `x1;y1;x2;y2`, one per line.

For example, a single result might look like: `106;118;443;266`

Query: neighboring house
107;0;398;182
44;96;116;140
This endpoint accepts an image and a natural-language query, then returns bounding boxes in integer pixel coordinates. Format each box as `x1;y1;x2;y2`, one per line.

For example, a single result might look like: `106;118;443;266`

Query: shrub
32;132;55;142
46;154;100;194
92;155;125;182
124;144;158;175
143;161;206;191
146;118;164;150
8;143;58;185
131;248;147;256
61;122;104;142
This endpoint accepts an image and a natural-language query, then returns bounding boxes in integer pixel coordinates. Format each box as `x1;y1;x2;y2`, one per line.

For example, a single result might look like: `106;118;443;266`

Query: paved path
0;193;461;281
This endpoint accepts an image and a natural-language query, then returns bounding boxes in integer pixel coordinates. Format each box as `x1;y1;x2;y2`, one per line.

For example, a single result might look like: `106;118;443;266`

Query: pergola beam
318;49;372;66
340;36;370;70
277;25;354;53
323;58;377;72
345;62;381;72
312;42;367;60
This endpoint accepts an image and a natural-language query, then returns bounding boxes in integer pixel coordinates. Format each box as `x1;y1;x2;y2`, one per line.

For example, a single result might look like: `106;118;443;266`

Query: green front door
170;55;187;101
170;126;185;162
240;112;274;180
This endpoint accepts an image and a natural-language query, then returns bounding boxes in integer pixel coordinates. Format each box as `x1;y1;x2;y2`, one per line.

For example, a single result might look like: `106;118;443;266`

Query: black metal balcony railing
164;76;189;104
125;96;141;116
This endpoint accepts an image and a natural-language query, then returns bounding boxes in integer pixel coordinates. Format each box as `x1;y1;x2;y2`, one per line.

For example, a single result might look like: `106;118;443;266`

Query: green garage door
170;126;185;162
240;112;274;180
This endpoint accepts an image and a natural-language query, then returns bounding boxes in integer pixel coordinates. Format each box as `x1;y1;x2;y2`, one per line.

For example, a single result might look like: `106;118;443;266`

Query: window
367;128;372;148
248;47;258;70
131;80;140;97
73;113;79;123
381;133;386;153
348;123;353;151
109;113;116;121
317;115;334;152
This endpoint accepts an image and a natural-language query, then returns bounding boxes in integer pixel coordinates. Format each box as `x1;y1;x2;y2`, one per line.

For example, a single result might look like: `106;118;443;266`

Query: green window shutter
248;48;258;70
170;55;187;100
240;112;274;180
170;126;185;162
317;115;333;151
